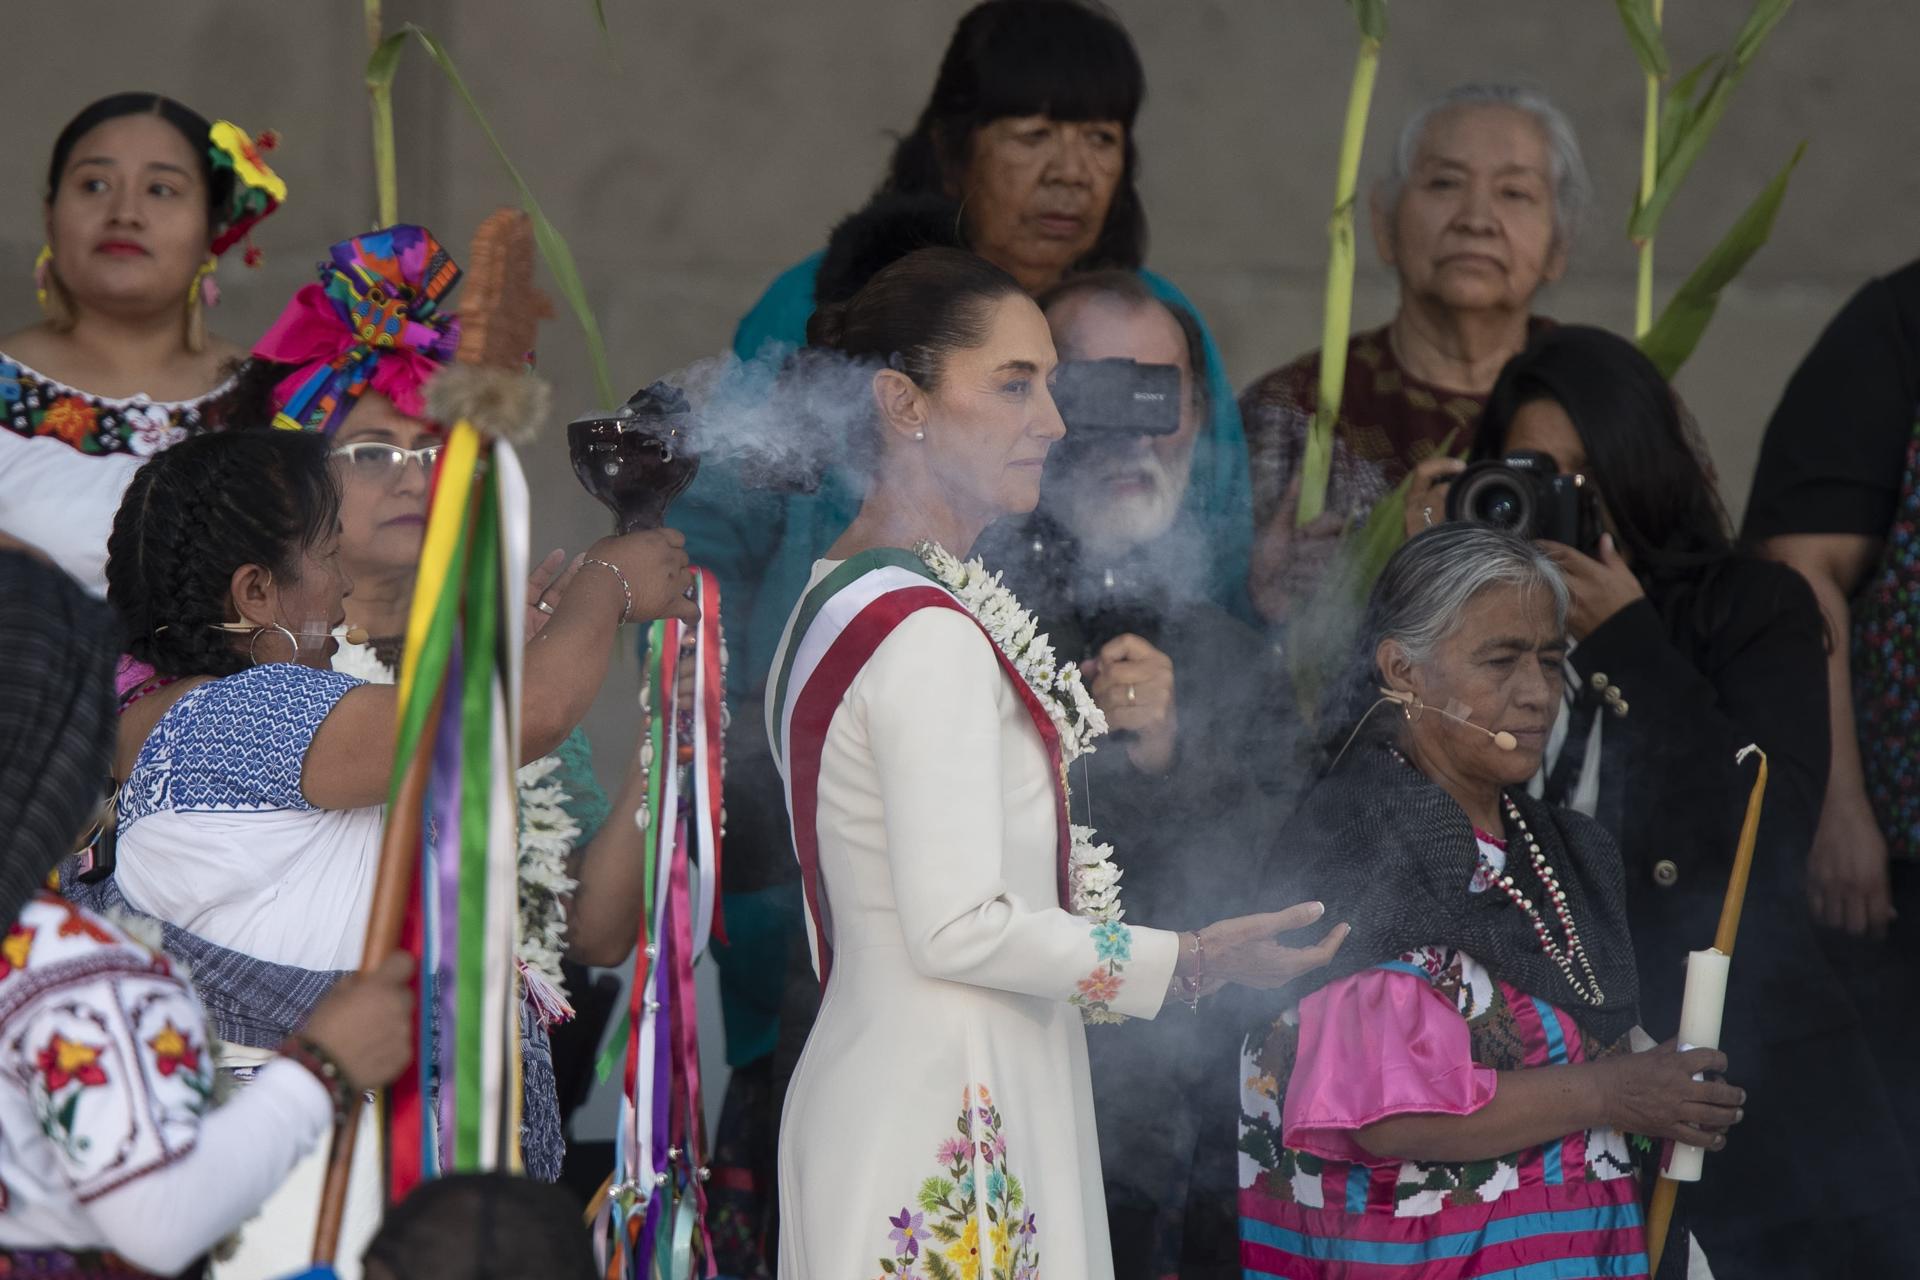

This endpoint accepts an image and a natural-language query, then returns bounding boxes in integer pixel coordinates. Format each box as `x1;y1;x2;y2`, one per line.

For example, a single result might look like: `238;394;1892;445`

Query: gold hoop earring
33;245;52;312
247;623;301;666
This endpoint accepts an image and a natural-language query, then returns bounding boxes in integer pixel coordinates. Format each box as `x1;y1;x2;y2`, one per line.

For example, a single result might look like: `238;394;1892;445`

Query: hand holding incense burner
568;381;700;533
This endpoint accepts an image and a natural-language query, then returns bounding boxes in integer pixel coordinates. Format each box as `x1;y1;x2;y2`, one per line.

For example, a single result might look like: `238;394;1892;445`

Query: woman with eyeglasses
96;425;694;1277
224;224;464;675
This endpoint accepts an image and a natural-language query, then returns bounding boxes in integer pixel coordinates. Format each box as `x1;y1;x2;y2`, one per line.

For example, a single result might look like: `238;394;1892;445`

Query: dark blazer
1572;556;1917;1238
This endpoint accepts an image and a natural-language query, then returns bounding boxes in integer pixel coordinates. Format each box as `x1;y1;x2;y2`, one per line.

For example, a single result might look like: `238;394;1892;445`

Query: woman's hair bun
806;300;851;351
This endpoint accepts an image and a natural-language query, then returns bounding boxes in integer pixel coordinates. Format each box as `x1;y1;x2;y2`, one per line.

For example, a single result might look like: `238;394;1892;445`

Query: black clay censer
568;381;700;533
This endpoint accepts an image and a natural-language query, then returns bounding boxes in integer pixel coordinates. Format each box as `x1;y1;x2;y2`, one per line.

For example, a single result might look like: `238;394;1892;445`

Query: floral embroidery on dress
877;1084;1039;1280
33;1032;109;1156
1067;917;1134;1025
0;355;232;457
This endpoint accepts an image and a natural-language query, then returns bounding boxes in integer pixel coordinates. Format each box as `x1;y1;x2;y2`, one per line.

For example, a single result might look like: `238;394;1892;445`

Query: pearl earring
913;430;925;441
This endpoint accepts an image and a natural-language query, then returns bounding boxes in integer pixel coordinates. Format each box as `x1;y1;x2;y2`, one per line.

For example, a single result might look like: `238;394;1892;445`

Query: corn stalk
1619;0;1799;370
1296;0;1385;528
367;24;617;409
366;0;399;229
1618;0;1668;336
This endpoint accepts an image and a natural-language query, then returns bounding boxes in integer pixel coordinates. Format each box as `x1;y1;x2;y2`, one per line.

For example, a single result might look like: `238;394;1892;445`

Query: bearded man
983;272;1297;1280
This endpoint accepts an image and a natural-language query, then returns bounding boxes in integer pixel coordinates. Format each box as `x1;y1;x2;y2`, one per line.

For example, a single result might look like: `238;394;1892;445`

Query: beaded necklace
1486;793;1606;1007
1387;746;1605;1007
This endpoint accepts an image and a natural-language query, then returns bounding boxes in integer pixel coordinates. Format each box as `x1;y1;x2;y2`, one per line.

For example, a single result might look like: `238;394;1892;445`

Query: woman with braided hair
0;543;415;1280
99;428;696;1277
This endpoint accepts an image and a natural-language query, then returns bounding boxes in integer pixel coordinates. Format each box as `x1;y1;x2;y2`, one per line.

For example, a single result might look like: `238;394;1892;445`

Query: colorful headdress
253;224;463;435
206;121;286;264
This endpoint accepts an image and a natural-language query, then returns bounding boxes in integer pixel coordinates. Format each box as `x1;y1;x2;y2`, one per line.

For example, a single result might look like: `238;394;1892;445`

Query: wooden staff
312;681;448;1264
311;208;551;1264
1645;745;1768;1275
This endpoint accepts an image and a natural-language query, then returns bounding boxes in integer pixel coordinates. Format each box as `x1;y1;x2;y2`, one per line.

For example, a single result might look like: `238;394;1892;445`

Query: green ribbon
454;459;501;1167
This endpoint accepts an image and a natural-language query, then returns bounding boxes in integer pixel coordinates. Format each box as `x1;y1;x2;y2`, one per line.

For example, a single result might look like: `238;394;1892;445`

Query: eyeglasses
333;441;442;483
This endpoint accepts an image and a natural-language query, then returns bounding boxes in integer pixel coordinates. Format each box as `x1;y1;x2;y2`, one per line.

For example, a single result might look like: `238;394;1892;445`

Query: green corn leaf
401;24;619;408
1630;66;1736;241
1639;141;1805;379
367;29;408;91
1655;56;1716;174
1615;0;1670;79
1732;0;1794;67
1631;1;1791;241
1349;0;1388;43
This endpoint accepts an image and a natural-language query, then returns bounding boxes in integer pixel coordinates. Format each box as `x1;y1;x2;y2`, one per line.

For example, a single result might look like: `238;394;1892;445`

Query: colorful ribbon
598;571;726;1280
380;419;528;1202
253;224;462;435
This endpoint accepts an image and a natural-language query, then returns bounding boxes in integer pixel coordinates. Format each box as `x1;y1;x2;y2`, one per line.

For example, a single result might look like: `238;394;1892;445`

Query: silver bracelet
580;557;633;624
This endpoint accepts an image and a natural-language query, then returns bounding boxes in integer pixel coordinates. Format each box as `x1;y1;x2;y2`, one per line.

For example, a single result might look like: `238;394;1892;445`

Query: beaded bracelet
580;557;634;624
280;1033;353;1121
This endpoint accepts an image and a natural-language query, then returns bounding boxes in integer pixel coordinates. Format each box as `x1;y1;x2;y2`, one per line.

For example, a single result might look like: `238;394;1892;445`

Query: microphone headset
209;621;371;646
1377;688;1518;751
1330;687;1518;770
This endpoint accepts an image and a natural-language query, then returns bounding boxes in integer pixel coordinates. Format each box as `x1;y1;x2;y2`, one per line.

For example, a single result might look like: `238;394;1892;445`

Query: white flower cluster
914;541;1126;922
515;753;582;996
1069;824;1125;922
914;541;1108;764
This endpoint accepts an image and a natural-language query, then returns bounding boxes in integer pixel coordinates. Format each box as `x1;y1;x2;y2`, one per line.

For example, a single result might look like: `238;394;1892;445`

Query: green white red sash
769;549;1070;986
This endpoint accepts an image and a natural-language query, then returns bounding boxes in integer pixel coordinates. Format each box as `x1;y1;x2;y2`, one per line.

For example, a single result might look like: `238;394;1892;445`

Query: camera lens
1461;474;1532;531
1478;490;1523;528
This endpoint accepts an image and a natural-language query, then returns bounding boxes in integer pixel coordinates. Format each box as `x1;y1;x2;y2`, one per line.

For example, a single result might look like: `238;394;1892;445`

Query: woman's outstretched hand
1186;901;1349;990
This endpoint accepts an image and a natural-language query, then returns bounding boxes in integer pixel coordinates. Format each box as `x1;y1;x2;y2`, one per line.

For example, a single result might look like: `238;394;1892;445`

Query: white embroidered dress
768;557;1180;1280
114;661;384;1279
0;894;332;1275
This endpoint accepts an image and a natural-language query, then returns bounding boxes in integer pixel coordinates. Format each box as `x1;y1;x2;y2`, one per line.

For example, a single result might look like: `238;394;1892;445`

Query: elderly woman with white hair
1243;83;1588;626
1238;524;1742;1280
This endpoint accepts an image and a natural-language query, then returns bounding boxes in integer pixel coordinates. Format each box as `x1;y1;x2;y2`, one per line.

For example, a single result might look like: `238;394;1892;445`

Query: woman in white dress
767;248;1347;1279
0;93;283;595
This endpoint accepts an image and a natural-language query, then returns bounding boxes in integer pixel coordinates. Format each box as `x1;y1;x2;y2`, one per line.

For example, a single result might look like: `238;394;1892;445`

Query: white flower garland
914;542;1124;922
334;638;577;1000
514;755;582;1000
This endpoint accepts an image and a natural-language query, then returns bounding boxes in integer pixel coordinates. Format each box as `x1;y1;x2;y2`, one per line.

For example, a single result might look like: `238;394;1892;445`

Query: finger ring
1126;684;1137;705
535;598;556;616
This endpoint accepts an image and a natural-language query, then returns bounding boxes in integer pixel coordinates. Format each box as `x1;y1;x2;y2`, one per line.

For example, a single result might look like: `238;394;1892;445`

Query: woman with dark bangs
682;10;1253;1270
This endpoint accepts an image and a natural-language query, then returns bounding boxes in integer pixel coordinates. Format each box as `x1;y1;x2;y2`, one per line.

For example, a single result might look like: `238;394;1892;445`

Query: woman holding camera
1460;325;1918;1276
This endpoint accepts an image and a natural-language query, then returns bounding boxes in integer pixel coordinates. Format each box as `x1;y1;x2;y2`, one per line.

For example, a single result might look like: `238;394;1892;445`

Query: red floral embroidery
1075;968;1122;1005
36;1033;108;1091
146;1021;201;1078
0;925;35;978
38;397;99;448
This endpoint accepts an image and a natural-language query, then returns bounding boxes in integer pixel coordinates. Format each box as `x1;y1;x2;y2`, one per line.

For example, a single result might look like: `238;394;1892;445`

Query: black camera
1052;358;1182;440
1445;450;1600;553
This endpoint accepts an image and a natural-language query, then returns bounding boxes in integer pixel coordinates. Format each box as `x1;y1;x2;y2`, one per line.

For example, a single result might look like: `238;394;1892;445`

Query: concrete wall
8;0;1913;1133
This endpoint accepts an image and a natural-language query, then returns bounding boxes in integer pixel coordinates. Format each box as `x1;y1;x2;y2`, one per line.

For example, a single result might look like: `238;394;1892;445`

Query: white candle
1663;948;1730;1182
